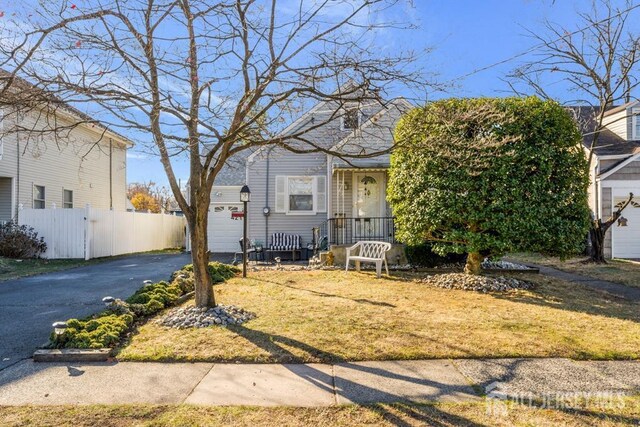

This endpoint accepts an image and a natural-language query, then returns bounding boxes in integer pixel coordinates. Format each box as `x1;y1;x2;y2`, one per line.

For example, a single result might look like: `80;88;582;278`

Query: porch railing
319;217;397;246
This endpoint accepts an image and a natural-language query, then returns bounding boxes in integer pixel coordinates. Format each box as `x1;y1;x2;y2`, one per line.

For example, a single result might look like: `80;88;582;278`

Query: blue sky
86;1;640;185
6;0;640;185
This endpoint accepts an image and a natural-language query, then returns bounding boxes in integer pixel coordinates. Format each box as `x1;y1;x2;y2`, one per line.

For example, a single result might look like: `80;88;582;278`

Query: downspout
109;138;113;210
264;146;276;246
15;131;20;221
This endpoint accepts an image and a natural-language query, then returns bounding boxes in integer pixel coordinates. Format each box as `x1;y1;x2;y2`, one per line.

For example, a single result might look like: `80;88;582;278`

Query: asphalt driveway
0;252;191;371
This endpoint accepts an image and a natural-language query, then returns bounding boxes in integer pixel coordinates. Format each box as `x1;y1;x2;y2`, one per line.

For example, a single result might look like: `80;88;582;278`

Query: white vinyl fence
18;205;186;259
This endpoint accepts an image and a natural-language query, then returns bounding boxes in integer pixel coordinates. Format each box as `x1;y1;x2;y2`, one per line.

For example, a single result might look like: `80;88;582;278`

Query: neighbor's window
288;177;314;212
342;108;360;130
633;108;640;139
34;185;45;209
63;189;73;209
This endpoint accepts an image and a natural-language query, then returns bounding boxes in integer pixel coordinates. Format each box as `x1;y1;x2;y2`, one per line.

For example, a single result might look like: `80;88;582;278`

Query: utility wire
445;1;640;84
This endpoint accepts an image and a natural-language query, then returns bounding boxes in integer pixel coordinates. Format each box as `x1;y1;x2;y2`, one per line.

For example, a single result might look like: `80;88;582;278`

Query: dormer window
341;107;360;131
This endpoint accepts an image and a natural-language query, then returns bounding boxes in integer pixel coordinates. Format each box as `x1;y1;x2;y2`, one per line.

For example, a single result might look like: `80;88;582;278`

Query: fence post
84;204;91;260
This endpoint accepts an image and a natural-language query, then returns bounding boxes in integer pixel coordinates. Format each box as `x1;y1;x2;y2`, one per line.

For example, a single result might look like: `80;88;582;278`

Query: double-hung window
34;185;45;209
63;189;73;208
275;176;326;215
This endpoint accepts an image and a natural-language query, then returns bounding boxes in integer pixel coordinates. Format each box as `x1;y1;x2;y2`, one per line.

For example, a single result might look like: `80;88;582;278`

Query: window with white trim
633;108;640;139
341;107;360;130
275;176;326;215
63;189;73;209
34;185;45;209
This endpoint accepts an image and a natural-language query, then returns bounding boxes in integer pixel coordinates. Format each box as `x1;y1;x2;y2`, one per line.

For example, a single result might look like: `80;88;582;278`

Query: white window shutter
275;176;286;212
316;176;326;213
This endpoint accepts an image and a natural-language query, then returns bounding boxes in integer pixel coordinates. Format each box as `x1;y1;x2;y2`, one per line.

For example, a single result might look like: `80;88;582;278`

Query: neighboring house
0;73;133;222
207;87;412;257
572;101;640;259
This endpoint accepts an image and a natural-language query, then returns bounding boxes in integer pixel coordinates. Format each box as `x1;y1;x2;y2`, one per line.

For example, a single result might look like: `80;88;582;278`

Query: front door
353;172;384;239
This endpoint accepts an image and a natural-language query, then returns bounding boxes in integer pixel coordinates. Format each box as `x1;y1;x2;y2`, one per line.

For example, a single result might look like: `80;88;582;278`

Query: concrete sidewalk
0;358;637;406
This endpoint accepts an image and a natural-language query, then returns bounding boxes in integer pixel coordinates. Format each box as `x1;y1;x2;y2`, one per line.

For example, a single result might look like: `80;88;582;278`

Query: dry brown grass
1;400;639;427
511;252;640;288
117;270;640;363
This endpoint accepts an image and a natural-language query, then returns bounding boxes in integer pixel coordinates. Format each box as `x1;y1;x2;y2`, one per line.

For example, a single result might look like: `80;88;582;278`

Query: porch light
240;185;251;202
52;321;68;336
617;216;628;227
102;296;115;306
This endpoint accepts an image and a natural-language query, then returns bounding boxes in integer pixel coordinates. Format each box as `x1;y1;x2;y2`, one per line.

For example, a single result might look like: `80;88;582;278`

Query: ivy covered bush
52;314;134;349
180;262;239;284
50;261;239;349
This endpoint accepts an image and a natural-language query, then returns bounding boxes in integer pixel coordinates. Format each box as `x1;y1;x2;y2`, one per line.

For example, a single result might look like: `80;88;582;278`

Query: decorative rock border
157;304;257;329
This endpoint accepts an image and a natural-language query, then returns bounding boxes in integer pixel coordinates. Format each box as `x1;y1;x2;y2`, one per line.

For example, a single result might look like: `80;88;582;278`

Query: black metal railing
320;217;397;245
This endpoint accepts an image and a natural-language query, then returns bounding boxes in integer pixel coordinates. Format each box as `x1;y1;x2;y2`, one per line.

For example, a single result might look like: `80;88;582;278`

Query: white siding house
573;102;640;258
0;104;132;222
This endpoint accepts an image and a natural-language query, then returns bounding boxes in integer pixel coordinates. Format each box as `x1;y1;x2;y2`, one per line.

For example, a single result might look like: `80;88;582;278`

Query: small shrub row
50;261;239;349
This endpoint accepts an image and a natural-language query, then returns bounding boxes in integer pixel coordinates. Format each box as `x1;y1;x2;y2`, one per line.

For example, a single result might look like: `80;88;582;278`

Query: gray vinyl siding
599;159;619;172
605;160;640;180
247;149;328;247
0;108;128;216
332;102;407;168
0;178;12;221
602;187;612;258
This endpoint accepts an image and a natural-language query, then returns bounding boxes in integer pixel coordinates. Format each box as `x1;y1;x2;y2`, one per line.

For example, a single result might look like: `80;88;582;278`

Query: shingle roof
566;105;640;156
212;148;253;186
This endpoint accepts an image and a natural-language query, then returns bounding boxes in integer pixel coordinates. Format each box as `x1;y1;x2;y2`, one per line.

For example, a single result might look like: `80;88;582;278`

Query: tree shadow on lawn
228;324;488;427
487;273;640;324
256;276;398;308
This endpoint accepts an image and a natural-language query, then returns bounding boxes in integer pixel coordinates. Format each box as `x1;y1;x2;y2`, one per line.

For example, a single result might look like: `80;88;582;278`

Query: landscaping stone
416;273;534;292
482;260;531;270
157;304;256;329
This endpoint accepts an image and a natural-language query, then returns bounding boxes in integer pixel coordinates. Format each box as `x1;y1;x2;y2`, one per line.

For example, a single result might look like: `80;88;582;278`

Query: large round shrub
388;97;591;274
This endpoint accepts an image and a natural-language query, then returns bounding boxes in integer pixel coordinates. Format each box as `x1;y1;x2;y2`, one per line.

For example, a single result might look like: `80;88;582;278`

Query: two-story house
0;73;133;222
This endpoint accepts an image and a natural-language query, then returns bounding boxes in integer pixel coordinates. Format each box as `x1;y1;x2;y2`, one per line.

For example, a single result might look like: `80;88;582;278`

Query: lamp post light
240;185;251;278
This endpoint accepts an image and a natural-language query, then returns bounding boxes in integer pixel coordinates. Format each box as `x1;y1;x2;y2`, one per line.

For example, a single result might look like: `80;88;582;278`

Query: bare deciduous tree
0;0;426;306
507;0;640;263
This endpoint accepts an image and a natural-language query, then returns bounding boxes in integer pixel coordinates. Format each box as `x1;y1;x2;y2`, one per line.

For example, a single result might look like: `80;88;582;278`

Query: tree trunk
589;221;607;264
189;210;215;308
464;252;482;275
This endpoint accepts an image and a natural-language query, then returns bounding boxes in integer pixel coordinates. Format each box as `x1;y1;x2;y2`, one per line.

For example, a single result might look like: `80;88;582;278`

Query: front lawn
511;252;640;288
117;270;640;363
0;257;93;281
1;399;639;427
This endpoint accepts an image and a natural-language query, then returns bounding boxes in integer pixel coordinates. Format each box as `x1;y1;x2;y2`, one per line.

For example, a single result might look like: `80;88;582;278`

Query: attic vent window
342;108;360;130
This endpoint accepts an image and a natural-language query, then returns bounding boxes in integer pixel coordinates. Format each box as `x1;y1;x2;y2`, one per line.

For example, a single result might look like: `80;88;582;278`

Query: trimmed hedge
50;262;239;349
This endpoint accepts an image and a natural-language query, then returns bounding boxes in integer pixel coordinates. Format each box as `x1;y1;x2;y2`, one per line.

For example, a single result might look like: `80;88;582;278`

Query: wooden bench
345;241;392;278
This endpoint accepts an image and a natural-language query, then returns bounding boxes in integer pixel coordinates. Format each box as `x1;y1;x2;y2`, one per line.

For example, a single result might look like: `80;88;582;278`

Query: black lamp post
240;184;251;278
